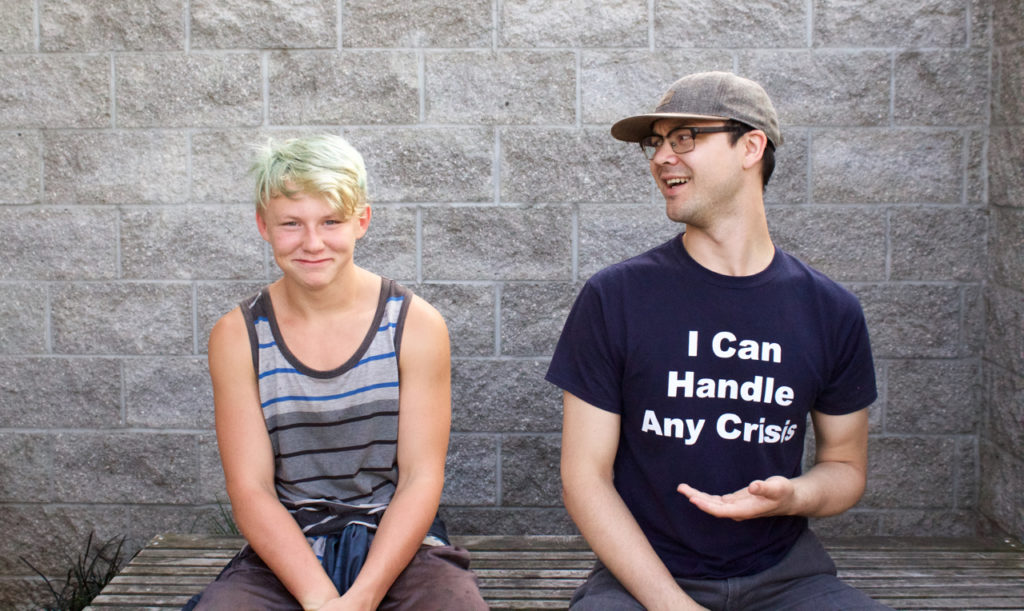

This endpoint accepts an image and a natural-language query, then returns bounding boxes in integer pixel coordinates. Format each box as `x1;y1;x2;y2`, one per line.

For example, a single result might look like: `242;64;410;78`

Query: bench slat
87;534;1024;610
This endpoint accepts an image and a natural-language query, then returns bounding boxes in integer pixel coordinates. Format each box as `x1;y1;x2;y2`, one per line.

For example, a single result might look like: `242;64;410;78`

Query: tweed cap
611;71;783;148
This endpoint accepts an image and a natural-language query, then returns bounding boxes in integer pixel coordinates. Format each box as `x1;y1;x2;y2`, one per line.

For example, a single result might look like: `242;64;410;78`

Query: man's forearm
564;478;705;611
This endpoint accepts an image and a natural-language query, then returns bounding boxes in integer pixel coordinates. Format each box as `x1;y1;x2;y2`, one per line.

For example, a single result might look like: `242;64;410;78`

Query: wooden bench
86;534;1024;610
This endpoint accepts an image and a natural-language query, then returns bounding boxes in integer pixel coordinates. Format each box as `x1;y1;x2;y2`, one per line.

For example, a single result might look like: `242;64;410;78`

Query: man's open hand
677;476;797;521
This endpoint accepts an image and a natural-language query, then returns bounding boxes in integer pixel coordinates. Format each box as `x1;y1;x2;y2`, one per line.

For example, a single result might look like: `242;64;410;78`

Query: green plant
19;531;127;611
188;499;240;536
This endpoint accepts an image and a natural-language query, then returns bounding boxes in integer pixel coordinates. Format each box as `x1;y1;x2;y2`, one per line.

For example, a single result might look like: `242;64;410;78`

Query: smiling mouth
665;178;690;188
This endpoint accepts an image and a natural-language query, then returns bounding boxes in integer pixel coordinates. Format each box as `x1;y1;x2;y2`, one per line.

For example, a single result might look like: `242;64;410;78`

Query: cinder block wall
980;0;1024;540
0;0;1020;604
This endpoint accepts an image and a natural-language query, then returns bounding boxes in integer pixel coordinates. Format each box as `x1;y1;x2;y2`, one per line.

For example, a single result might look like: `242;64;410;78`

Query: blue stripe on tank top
258;352;396;380
261;380;399;408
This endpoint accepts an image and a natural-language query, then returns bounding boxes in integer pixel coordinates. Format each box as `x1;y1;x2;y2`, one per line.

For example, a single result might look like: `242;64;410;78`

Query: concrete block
192;128;325;204
501;128;649;204
0;358;121;427
863;436;958;508
812;130;962;204
451;359;562;432
580;50;733;126
985;285;1024;376
501;434;562;506
354;205;417;281
967;129;986;205
578;204;680;278
890;207;988;282
0;131;41;204
51;282;193;355
196;282;268;354
0;284;47;354
979;441;1024;538
191;0;335;49
878;510;979;537
269;51;419;125
0;207;118;280
984;366;1024;455
345;128;494;203
993;0;1024;46
442;434;498;506
990;128;1024;208
854;284;963;359
501;282;579;356
501;0;647;47
813;0;967;46
764;127;809;205
124;357;214;428
656;0;806;47
40;0;184;51
886;359;980;434
425;51;574;125
742;51;891;127
0;55;110;129
198;432;227;502
421;206;573;281
116;53;262;128
121;205;264;280
0;434;55;502
0;0;35;52
895;50;989;126
439;507;576;535
993;44;1024;126
49;432;199;503
43;130;189;205
962;285;985;359
956;437;978;509
343;0;491;47
768;206;887;282
412;283;496;357
0;503;138;573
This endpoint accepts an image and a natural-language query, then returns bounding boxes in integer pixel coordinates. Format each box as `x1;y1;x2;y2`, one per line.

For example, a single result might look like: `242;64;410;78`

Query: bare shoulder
399;294;450;365
208;306;251;370
403;294;448;338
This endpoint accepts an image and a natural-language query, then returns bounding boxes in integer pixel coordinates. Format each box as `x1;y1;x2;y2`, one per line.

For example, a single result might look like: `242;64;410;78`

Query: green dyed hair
250;134;368;219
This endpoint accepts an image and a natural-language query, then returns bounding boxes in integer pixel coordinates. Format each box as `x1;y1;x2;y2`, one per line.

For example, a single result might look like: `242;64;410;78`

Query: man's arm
209;308;340;610
678;408;869;520
561;392;707;611
335;296;451;610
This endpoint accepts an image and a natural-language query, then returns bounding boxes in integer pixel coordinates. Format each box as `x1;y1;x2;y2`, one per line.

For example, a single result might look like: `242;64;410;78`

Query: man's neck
681;216;775;277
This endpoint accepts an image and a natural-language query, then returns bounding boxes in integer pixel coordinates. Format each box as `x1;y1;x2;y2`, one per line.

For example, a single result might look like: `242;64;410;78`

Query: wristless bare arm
209;308;340;610
678;408;870;521
561;392;708;611
333;297;452;610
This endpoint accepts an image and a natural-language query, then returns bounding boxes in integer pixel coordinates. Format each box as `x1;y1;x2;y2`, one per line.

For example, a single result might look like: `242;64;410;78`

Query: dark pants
570;529;891;610
192;544;488;611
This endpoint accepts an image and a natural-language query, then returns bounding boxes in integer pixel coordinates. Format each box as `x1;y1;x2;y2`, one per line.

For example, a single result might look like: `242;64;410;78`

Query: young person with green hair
190;134;487;611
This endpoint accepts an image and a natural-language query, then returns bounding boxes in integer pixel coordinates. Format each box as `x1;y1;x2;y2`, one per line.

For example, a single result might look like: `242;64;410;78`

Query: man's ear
741;130;768;171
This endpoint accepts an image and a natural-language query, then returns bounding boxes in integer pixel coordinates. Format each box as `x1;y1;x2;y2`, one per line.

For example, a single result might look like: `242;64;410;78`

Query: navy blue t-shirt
546;235;876;579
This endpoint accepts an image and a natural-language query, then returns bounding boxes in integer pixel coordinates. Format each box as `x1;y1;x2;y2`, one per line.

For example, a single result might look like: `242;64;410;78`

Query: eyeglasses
639;125;742;160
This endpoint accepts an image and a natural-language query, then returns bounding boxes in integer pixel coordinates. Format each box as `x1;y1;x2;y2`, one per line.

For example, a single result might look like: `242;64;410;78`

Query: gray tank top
241;278;411;535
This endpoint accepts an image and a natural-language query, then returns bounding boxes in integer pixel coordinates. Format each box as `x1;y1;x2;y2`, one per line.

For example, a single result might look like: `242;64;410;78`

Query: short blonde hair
250;134;368;219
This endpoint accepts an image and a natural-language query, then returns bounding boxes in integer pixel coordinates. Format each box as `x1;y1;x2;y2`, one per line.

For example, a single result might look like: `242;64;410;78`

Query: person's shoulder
587;234;682;287
775;249;863;310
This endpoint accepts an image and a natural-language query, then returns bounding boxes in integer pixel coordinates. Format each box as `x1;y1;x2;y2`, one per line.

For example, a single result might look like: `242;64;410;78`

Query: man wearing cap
546;72;887;609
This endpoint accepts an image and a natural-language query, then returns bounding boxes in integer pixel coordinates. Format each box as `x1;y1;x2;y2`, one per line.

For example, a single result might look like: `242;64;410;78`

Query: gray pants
570;529;891;611
193;544;488;611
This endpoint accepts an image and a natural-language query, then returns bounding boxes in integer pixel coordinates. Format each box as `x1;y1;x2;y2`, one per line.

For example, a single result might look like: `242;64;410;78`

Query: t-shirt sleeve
814;296;877;415
545;280;624;414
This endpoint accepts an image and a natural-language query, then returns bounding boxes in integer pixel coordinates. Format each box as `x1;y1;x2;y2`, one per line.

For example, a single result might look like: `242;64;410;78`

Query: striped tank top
241;278;411;535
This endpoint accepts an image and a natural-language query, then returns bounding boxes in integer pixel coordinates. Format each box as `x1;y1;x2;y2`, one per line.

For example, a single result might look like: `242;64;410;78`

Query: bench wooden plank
87;534;1024;610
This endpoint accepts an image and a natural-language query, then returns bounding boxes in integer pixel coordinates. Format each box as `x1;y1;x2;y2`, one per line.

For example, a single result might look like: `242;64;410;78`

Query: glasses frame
639;125;743;160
